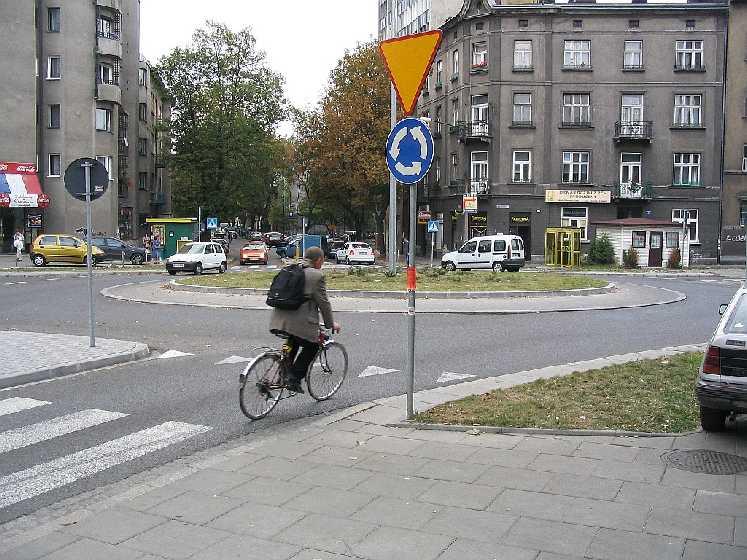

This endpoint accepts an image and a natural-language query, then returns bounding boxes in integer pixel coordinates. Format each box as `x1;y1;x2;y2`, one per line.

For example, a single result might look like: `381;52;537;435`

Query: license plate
173;263;184;268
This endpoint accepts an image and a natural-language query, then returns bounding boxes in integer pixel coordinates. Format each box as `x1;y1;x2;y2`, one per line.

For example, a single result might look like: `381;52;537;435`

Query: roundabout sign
385;117;434;185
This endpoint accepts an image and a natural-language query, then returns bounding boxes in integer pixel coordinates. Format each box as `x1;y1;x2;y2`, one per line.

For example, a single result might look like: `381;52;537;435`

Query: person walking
142;232;151;262
269;246;340;394
13;230;24;264
152;232;162;263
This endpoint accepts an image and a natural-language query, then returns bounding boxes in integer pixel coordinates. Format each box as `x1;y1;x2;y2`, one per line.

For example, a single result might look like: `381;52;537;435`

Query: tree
157;22;286;224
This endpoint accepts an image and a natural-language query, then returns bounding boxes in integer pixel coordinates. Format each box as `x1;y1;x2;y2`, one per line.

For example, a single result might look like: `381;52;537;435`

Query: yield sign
379;30;442;116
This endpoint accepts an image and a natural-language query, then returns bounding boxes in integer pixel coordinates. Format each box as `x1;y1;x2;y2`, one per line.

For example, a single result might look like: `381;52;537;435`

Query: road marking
215;355;253;365
359;366;399;378
266;266;278;269
437;371;476;384
0;397;50;417
158;350;194;359
3;282;14;286
0;409;127;454
46;278;60;281
0;421;210;508
17;281;27;284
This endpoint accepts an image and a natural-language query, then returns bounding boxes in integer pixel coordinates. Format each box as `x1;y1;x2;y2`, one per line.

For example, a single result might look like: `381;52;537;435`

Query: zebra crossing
0;396;210;510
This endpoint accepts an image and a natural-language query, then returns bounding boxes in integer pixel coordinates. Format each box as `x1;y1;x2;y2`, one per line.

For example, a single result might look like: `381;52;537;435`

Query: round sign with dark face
64;158;109;201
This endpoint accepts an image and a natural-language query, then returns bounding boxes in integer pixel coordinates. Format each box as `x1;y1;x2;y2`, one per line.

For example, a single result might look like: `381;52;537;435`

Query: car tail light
703;345;720;375
349;250;355;255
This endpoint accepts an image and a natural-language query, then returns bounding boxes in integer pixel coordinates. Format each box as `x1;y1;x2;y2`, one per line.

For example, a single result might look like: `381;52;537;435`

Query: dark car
696;288;747;431
327;240;345;260
263;231;286;247
91;237;147;265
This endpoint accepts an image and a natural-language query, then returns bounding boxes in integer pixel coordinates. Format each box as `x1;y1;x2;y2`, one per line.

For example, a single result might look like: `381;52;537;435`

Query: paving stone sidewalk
0;330;149;388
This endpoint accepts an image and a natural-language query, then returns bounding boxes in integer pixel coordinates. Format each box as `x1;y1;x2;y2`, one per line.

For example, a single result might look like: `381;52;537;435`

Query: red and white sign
0;162;37;174
0;161;49;208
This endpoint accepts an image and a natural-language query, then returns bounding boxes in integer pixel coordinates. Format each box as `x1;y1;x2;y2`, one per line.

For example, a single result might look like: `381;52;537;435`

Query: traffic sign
206;217;219;230
64;158;108;201
386;117;434;184
463;195;478;213
379;30;442;116
427;220;439;233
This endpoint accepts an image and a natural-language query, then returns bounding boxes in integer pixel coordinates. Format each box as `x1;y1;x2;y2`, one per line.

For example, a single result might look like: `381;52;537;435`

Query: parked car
165;242;227;275
247;231;264;242
240;242;269;265
337;242;375;265
30;234;105;267
263;231;286;247
211;232;230;255
441;235;525;272
327;240;346;260
91;237;147;265
696;287;747;431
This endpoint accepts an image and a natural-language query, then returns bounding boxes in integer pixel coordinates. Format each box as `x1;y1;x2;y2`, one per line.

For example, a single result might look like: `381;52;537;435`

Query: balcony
96;38;122;58
151;192;166;206
614;121;652;143
470;179;490;195
613;182;653;200
459;121;491;143
470;62;488;74
97;83;121;104
96;0;122;9
449;122;463;135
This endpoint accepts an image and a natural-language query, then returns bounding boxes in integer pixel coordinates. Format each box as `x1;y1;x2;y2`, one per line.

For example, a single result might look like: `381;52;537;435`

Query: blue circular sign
386;117;434;184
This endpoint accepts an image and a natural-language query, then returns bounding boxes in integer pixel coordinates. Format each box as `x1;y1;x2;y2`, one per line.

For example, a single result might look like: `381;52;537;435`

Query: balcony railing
470;179;490;195
614;121;653;142
457;121;491;142
613;181;653;200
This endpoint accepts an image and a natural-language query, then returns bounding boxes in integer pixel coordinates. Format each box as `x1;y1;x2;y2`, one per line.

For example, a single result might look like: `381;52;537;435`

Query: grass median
415;352;702;433
178;269;607;292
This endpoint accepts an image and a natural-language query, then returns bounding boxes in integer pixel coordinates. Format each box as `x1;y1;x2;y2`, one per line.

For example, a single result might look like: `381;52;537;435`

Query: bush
667;248;682;269
587;234;616;265
622;247;639;269
347;266;366;277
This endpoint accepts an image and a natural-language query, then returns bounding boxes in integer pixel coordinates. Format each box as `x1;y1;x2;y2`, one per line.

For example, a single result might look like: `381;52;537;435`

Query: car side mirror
719;304;728;316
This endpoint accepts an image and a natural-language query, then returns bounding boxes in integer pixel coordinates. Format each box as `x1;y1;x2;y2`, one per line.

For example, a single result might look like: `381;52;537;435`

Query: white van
441;234;526;272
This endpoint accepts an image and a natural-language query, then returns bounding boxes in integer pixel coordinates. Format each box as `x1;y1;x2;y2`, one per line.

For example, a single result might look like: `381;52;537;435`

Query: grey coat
269;264;334;342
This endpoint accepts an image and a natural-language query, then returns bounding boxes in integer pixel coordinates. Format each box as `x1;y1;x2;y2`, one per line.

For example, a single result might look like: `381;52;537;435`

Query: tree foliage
157;22;285;224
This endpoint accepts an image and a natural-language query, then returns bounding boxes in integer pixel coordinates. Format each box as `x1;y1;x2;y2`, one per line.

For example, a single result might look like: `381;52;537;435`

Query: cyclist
269;246;340;393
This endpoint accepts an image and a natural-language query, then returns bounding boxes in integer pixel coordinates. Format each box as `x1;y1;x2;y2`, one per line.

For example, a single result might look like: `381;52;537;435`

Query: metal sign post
83;162;95;347
406;182;417;418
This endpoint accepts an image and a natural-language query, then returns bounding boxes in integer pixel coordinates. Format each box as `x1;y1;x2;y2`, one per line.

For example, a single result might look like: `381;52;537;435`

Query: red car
240;242;269;265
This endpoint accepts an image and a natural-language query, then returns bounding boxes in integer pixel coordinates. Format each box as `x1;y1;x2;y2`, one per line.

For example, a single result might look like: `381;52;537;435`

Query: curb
0;269;165;278
0;342;150;389
385;422;695;438
169;279;617;299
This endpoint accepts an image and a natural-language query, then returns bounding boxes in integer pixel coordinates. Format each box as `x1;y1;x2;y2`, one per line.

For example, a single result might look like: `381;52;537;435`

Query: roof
592;218;679;227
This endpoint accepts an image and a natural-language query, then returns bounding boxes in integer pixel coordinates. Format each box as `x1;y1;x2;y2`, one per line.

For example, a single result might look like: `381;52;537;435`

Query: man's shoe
285;379;305;394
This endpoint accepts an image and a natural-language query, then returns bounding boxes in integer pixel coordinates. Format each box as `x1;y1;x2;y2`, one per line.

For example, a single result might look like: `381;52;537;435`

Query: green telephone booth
145;218;198;259
545;227;582;267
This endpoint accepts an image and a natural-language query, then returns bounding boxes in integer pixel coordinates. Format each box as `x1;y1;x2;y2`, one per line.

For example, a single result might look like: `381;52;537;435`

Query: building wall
379;0;464;39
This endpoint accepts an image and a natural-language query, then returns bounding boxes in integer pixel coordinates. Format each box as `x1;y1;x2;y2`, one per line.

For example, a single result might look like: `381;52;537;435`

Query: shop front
509;213;531;257
0;162;50;252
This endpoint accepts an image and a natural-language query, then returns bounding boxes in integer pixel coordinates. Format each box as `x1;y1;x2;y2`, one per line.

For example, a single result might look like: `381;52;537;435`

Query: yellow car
30;234;104;267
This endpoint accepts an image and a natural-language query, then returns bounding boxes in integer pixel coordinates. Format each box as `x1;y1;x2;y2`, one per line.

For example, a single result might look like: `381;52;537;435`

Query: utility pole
388;0;397;274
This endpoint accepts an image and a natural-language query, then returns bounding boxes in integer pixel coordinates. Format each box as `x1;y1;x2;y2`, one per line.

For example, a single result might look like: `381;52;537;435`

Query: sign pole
82;161;96;348
406;182;417;419
430;230;435;268
388;84;397;274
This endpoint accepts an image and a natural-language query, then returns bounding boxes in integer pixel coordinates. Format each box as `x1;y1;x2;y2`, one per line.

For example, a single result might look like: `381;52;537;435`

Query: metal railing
613;182;653;199
614;121;653;141
464;121;490;138
470;179;490;195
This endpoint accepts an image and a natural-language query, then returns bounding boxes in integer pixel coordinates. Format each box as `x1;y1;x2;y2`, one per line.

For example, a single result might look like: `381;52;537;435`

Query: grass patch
178;269;607;292
415;352;702;433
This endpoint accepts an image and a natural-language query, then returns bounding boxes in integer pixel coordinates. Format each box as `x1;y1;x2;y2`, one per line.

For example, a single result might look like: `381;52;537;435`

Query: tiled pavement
1;400;745;560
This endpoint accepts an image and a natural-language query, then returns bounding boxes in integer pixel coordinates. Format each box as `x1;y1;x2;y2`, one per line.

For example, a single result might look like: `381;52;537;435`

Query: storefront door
509;213;531;257
649;231;663;267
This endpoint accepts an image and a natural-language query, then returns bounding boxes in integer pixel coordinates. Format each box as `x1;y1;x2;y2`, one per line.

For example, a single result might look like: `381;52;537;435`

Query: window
460;241;477;253
435;158;441;183
97;63;116;85
47;56;61;79
450;153;458;179
628;19;639;29
138;172;148;190
519;19;528;28
686;19;695;30
48;154;61;177
452;50;459;79
59;237;76;248
743;146;747;173
436;60;443;85
478;240;492;253
138;137;148;156
513;40;532;69
561;207;589;241
139;103;147;121
563;40;591;68
513;151;531;183
476;22;485;31
39;235;57;246
97;15;113;38
472;42;487;68
562;151;590;183
624;41;643;69
562;93;591;126
672;209;699;242
632;231;647;248
96;155;112;180
139;68;147;87
451;99;459;126
471;151;488;193
49;104;60;129
424;72;430;94
675;40;703;70
512;93;532;125
470;95;489;135
666;232;680;248
95;108;111;132
494;240;507;252
48;7;60;32
673;94;702;127
573;19;583;29
620;153;642;185
435;106;442;134
673;153;700;186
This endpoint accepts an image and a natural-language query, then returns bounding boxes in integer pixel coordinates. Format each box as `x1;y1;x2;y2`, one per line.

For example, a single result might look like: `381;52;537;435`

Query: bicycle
239;329;348;420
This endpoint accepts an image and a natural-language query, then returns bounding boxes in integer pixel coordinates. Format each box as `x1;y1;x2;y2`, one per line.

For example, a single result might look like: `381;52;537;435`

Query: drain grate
662;449;747;475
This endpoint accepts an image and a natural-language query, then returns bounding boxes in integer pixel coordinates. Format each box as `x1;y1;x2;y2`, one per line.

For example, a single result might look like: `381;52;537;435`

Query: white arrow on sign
359;366;400;378
410;126;428;159
395;161;422;177
436;372;476;384
389;127;408;160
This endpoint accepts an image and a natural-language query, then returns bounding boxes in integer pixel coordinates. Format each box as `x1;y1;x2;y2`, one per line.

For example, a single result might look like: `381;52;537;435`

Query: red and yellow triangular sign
379;30;442;116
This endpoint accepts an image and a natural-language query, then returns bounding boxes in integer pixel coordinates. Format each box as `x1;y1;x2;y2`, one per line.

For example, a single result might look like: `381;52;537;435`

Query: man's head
304;246;324;269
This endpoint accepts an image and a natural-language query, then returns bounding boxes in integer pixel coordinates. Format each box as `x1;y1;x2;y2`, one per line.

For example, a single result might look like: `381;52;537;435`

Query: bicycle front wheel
307;342;348;401
239;353;284;420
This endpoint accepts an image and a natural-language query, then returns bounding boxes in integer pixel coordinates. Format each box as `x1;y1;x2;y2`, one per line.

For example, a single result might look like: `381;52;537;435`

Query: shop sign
510;214;530;224
721;225;746;257
463;195;478;213
545;190;611;204
417;210;431;224
26;214;43;228
468;212;488;237
496;204;510;209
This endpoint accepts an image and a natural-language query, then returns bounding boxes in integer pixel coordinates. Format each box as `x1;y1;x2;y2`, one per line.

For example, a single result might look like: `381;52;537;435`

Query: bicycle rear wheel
307;342;348;401
239;353;284;420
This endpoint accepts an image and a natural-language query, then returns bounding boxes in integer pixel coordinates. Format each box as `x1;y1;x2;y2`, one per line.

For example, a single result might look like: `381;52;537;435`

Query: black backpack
266;264;307;310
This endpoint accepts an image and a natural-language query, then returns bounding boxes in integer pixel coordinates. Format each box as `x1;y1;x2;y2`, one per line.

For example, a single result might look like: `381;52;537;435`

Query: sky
140;1;379;135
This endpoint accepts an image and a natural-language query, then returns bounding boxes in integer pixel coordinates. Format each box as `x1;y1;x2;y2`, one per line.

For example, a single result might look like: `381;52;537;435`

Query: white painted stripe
0;409;128;454
0;398;50;417
359;366;399;378
0;421;210;508
158;350;194;359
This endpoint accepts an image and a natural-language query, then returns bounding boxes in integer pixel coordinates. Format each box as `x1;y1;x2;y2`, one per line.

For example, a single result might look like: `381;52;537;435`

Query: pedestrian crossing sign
427;220;439;233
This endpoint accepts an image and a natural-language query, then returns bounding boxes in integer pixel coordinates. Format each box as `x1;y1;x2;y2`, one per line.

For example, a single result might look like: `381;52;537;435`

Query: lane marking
0;398;50;417
0;421;211;508
0;409;128;453
158;350;194;359
437;371;476;384
215;355;253;365
359;366;399;378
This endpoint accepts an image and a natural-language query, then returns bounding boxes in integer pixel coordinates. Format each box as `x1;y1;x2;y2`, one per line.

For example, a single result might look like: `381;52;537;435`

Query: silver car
696;287;747;431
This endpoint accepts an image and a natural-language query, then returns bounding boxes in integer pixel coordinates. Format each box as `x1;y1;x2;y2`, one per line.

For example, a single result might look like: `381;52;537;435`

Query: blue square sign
206;217;219;230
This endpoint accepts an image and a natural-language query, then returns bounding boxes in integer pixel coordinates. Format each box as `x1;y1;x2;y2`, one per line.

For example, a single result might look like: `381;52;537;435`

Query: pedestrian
152;232;162;263
142;232;151;262
13;230;24;264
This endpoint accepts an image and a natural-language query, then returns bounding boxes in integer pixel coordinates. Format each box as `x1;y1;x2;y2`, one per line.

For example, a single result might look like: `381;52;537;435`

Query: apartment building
379;0;464;39
419;0;726;264
0;0;171;251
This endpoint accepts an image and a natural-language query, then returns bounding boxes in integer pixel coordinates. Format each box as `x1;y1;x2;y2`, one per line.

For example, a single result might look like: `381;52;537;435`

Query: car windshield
177;244;204;255
352;243;369;249
724;294;747;334
244;244;264;250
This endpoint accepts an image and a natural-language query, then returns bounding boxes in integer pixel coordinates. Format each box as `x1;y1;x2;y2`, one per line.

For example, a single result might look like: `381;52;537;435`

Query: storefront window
632;231;646;248
560;207;588;241
666;232;679;249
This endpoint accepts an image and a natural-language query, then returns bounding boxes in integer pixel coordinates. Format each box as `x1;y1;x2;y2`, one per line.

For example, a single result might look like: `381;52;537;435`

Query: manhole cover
663;449;747;475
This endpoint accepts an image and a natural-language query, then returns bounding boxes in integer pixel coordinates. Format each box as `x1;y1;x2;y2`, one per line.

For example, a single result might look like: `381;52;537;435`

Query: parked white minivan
441;234;526;272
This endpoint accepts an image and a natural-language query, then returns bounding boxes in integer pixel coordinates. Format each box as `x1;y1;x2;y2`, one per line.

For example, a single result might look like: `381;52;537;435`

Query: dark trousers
287;336;319;381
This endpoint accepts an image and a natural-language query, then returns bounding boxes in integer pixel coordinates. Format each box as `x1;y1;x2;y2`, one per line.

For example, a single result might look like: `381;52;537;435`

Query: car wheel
491;262;503;272
32;254;46;267
699;406;727;432
218;262;226;274
444;261;456;272
131;254;144;265
168;270;177;276
194;263;203;275
239;260;245;266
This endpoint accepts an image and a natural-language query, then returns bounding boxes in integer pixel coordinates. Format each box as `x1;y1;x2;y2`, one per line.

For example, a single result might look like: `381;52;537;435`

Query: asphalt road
0;271;739;522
